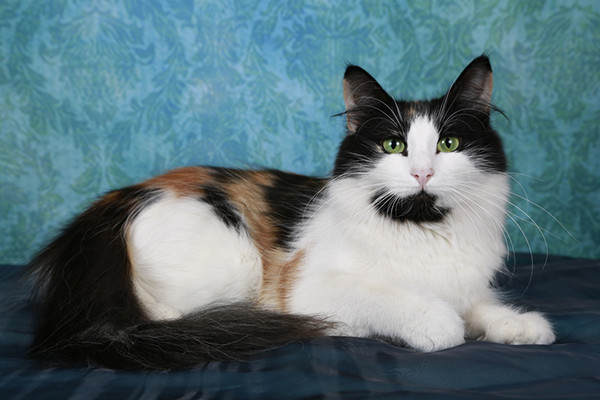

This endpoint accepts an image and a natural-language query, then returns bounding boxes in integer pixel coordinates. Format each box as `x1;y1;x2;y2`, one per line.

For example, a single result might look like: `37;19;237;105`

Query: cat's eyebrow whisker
392;99;404;126
440;107;488;132
363;95;404;127
371;96;404;128
350;97;403;132
443;97;497;123
437;91;460;127
353;115;400;137
440;105;487;127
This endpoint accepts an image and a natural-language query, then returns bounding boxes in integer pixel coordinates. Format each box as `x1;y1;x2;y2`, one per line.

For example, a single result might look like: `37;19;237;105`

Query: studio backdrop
1;0;599;263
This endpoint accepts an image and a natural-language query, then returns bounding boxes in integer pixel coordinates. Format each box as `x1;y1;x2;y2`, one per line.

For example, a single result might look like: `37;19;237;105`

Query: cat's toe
484;311;555;345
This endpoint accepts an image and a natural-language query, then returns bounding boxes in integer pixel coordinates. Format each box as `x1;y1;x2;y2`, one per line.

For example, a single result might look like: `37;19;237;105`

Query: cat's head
334;55;507;223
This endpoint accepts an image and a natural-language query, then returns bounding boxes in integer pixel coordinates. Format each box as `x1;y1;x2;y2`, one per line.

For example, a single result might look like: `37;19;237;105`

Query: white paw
403;300;466;352
484;311;555;345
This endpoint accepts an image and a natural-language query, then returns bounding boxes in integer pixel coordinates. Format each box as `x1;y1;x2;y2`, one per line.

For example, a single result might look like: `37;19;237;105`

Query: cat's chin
371;189;449;223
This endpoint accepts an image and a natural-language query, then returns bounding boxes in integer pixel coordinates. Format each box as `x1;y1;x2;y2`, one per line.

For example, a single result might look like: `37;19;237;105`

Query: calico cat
29;55;555;370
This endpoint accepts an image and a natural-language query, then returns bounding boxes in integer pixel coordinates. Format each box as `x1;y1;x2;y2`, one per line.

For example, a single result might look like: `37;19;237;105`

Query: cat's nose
411;168;433;188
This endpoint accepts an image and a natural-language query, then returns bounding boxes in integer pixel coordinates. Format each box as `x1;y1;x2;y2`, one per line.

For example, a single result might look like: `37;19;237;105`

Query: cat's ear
343;65;393;134
446;55;494;114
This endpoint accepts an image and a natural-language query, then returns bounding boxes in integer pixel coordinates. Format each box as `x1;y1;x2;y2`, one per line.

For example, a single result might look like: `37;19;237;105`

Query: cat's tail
29;302;332;370
28;185;332;370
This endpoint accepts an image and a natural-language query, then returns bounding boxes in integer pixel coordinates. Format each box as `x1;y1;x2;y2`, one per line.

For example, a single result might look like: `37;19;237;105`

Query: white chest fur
289;173;509;326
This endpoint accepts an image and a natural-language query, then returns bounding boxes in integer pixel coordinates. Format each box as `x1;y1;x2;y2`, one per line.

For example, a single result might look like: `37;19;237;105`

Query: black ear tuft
446;55;494;114
343;65;393;133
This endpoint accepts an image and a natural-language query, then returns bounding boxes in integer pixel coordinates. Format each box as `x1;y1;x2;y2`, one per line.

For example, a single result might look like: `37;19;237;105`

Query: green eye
382;138;405;154
437;136;460;152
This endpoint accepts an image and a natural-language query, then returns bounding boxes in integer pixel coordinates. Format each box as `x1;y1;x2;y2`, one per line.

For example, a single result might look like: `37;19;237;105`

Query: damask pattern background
1;0;599;263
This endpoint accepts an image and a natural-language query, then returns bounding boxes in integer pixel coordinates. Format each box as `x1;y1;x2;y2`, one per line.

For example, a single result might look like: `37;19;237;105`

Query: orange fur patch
273;249;305;311
219;171;289;309
143;166;213;196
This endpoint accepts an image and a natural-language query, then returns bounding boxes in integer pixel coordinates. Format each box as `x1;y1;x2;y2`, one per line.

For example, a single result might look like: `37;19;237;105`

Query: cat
28;55;555;370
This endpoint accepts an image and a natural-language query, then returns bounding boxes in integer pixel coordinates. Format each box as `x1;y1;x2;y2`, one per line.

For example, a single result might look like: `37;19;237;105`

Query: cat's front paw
404;300;466;352
483;311;555;345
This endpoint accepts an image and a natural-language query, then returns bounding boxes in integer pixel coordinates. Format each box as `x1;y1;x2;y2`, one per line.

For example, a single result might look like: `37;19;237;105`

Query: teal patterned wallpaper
1;1;599;263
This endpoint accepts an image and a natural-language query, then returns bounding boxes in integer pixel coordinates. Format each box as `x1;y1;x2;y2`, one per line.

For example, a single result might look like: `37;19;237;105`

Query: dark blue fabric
1;254;599;399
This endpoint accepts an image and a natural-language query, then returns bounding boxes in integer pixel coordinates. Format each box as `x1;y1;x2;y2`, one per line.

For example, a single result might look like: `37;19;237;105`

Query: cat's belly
127;192;262;319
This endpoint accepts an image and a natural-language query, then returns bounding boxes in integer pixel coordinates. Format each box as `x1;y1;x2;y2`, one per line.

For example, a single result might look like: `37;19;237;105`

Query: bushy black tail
28;186;331;370
30;302;332;370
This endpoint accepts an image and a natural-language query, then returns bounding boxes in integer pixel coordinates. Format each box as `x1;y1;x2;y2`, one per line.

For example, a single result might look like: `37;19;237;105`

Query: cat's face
334;56;507;223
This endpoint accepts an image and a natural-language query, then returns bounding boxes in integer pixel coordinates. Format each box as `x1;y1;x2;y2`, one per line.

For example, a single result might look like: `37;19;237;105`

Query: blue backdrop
1;0;599;263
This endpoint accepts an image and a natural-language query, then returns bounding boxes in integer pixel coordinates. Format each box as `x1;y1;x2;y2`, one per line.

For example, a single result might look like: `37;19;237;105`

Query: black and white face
334;56;507;223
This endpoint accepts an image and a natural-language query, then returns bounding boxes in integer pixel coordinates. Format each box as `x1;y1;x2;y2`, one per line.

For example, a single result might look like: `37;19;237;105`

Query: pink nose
411;168;433;188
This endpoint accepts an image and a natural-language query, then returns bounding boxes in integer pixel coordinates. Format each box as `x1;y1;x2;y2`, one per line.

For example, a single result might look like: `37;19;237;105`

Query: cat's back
142;166;326;226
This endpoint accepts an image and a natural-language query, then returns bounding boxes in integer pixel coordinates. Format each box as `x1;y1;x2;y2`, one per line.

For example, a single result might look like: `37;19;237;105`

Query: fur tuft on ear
342;65;393;133
446;55;494;114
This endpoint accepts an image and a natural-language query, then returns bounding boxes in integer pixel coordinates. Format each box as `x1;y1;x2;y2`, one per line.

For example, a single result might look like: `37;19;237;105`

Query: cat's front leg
289;274;465;352
465;301;555;345
390;295;466;352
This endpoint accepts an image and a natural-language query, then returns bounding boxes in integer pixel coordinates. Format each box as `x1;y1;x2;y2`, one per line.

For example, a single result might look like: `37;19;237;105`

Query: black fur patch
264;170;326;249
371;190;448;223
202;185;244;231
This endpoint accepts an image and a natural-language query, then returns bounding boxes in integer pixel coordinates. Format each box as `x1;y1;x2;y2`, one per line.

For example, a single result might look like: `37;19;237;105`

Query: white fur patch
127;192;262;319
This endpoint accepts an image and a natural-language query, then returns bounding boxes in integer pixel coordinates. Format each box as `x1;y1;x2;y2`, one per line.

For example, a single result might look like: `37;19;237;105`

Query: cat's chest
294;207;503;309
303;218;470;276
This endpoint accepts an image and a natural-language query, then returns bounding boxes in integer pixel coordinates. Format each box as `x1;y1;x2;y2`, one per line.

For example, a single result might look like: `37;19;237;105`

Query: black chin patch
371;190;449;223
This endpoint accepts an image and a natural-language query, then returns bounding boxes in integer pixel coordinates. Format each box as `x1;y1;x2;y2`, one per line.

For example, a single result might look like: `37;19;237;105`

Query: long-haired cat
29;55;555;370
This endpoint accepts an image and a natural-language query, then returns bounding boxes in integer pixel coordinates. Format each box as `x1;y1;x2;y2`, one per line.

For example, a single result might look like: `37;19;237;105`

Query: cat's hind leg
127;193;263;320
